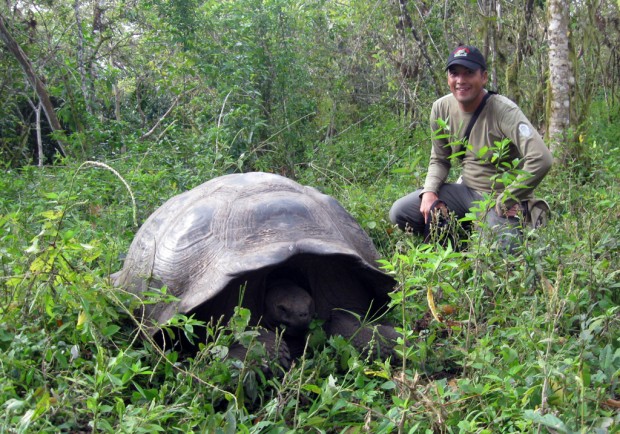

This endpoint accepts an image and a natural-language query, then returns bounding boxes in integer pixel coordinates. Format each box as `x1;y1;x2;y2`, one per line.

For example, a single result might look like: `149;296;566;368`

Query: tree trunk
0;13;67;158
27;99;44;167
74;0;93;116
482;0;499;91
547;0;571;155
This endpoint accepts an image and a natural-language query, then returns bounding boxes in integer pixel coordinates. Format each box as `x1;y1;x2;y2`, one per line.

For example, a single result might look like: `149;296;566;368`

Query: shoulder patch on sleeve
518;123;532;138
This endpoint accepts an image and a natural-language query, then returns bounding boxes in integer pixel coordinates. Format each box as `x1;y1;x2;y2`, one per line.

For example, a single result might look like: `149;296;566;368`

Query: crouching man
390;44;553;251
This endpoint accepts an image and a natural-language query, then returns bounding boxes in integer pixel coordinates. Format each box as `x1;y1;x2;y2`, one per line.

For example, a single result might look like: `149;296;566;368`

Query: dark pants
389;183;523;252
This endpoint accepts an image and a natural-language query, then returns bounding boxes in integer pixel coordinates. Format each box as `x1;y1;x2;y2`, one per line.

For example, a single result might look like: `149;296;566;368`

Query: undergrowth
0;120;619;433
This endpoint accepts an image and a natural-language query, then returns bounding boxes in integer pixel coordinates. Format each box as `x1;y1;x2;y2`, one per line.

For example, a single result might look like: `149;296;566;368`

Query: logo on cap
453;48;470;58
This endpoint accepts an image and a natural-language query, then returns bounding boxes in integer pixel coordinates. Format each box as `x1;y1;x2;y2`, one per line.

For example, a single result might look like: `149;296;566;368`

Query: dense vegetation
1;0;619;432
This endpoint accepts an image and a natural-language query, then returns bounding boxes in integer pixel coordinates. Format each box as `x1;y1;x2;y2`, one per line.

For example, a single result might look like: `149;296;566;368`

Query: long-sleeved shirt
422;92;553;211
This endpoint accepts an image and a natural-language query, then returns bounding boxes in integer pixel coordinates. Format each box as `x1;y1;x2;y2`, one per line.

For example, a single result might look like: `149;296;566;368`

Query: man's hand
420;192;439;223
497;203;521;218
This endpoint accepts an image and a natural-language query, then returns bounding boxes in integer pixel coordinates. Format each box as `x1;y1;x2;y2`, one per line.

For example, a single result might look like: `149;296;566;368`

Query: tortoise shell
113;172;396;334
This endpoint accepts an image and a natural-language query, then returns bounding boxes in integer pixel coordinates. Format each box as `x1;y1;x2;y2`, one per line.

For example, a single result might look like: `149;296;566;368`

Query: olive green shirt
422;92;553;211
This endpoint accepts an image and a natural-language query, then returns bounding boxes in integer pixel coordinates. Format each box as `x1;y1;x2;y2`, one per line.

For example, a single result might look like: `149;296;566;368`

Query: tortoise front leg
228;328;292;371
325;310;399;362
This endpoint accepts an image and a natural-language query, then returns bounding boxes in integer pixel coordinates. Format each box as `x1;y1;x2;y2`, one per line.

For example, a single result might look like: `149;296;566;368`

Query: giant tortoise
112;172;398;367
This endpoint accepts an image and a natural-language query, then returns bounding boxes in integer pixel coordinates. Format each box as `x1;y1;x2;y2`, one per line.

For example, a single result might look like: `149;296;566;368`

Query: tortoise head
263;277;315;337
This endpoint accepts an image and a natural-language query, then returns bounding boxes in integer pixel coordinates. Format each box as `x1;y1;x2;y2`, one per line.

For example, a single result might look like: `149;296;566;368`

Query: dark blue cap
446;45;486;71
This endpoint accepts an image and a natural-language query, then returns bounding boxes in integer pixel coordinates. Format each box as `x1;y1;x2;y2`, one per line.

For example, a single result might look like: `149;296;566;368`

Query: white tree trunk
74;0;92;115
28;100;44;167
547;0;571;152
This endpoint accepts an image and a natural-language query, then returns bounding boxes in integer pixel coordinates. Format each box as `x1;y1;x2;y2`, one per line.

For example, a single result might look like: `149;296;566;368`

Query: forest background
1;0;619;432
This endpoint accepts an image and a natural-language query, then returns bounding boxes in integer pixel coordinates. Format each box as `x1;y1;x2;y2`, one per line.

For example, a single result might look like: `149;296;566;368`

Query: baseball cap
446;45;486;71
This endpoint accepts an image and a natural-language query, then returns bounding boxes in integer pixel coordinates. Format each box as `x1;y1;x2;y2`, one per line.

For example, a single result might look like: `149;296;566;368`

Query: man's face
447;65;488;112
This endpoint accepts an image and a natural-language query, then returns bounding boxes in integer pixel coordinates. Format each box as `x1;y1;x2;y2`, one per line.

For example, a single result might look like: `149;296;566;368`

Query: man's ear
481;70;489;84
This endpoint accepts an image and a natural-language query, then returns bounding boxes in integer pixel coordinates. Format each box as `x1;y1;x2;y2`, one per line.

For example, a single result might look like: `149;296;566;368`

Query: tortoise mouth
280;322;313;337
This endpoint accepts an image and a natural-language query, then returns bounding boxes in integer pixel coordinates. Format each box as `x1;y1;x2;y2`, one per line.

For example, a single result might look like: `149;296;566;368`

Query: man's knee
388;199;404;225
389;192;424;233
483;208;524;253
388;200;409;230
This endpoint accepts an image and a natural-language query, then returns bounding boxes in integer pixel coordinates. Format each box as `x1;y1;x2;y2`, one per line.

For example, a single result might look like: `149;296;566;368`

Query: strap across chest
463;90;496;143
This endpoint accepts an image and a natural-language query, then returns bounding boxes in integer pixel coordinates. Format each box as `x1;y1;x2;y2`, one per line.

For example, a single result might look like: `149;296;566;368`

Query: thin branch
139;94;182;141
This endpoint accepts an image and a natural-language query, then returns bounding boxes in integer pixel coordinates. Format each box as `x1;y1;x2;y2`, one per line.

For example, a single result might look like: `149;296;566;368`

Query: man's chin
454;93;473;102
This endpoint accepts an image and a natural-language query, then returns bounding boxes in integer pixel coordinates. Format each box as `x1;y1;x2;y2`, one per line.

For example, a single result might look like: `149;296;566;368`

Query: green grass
1;118;619;433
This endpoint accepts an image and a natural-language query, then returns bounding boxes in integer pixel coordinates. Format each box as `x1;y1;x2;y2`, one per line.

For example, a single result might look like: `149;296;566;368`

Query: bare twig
139;93;183;141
